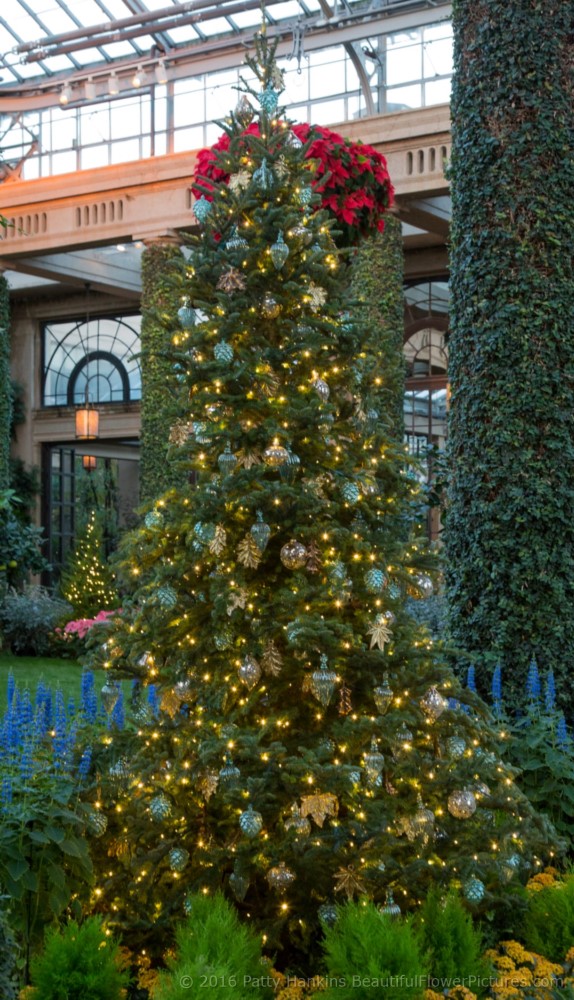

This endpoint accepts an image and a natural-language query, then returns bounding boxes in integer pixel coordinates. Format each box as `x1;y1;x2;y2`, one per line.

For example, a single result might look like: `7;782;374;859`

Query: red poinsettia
191;121;394;245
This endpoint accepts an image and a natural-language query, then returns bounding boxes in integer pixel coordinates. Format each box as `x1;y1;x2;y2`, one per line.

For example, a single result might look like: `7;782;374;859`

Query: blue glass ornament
214;340;234;363
239;803;263;838
169;847;189;872
157;584;178;608
463;876;485;903
364;568;387;593
145;510;163;529
253;158;274;190
226;226;248;251
296;185;313;206
193;196;212;223
341;481;360;504
177;304;196;328
258;86;279;114
270;231;289;270
150;793;172;821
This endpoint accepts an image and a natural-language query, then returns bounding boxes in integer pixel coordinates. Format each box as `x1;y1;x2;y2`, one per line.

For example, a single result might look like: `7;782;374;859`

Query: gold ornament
237;449;262;469
420;685;447;721
228;169;251;193
209;524;227;556
217;266;246;293
237;535;262;569
447;788;477;819
338;684;352;716
263;442;290;467
267;861;296;893
108;836;134;861
305;540;323;574
262;639;283;676
275;155;289;179
333;865;367;900
160;688;184;719
367;614;393;651
169;420;193;445
227;588;248;615
307;283;327;312
199;770;219;800
300;792;338;828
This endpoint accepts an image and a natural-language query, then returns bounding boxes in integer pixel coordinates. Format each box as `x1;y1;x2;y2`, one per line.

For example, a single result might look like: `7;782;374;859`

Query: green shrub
316;901;429;1000
28;916;129;1000
522;874;574;962
416;890;492;997
0;900;19;1000
0;585;71;655
151;893;273;1000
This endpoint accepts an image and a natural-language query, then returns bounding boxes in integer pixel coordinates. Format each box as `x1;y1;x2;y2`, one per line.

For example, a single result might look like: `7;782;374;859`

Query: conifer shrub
28;916;129;1000
151;893;273;1000
316;901;428;1000
522;874;574;963
416;890;492;996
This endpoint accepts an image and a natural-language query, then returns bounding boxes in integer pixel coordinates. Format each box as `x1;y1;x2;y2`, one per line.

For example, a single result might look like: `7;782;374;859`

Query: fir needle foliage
86;34;557;970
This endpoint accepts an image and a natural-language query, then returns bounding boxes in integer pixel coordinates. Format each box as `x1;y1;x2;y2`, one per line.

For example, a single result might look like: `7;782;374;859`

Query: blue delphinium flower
466;665;477;693
110;688;125;730
526;656;541;703
78;746;93;783
19;740;35;783
147;684;160;717
545;669;556;713
1;776;13;808
81;671;98;723
6;672;15;707
491;664;502;716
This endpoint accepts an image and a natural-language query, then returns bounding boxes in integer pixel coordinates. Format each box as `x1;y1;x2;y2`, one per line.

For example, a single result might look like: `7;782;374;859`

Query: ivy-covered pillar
349;215;405;443
0;271;11;493
445;0;574;699
139;238;185;504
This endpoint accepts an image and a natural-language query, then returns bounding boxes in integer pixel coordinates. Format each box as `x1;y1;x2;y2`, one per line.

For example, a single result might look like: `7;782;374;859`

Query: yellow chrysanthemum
566;947;574;964
492;955;517;972
501;940;534;965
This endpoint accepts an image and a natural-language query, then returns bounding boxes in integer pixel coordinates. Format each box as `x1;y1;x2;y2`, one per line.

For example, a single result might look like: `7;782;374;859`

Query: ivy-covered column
139;238;185;504
0;271;11;493
446;0;574;699
349;215;405;443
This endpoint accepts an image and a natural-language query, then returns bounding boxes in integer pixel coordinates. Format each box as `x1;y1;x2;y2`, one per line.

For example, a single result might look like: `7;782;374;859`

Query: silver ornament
280;539;307;570
263;442;290;467
219;755;241;787
226;226;248;250
447;789;477;819
250;510;271;551
411;795;435;839
420;686;447;721
310;654;338;706
267;862;295;893
88;811;108;837
238;655;261;690
446;735;466;758
313;378;330;401
229;866;250;901
363;737;385;785
270;231;289;270
239;803;263;838
261;293;280;318
284;802;311;837
318;902;338;925
218;444;238;476
379;891;400;918
392;723;413;757
177;304;196;329
373;674;394;715
253;158;274;190
101;681;120;714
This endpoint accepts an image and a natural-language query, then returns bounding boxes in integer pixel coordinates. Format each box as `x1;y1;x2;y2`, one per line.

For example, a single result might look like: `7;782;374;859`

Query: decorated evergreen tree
88;37;556;970
60;510;118;618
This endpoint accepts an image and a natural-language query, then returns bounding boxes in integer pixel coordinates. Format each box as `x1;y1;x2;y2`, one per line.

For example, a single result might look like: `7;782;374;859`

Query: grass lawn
0;652;132;713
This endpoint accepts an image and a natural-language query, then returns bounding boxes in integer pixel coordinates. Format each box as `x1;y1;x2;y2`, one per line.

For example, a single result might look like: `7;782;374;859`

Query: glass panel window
43;315;142;408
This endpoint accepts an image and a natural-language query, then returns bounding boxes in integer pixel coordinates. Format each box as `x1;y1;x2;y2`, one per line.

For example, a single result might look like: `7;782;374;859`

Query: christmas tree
60;510;118;618
88;36;556;970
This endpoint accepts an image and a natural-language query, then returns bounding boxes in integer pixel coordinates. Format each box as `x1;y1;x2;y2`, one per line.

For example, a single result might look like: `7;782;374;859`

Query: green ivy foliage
0;275;11;492
445;0;574;700
349;216;405;443
139;241;186;503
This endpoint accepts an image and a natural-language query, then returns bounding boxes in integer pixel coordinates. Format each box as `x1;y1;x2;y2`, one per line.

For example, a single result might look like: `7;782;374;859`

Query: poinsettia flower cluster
61;609;118;640
192;121;394;245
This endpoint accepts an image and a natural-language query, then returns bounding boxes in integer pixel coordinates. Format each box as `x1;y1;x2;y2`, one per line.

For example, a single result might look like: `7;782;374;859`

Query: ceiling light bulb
155;59;168;85
84;77;96;100
132;65;143;87
108;72;119;96
59;84;72;105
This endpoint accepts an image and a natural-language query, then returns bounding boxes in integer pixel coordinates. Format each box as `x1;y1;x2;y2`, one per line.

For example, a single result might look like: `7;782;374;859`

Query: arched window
43;315;141;407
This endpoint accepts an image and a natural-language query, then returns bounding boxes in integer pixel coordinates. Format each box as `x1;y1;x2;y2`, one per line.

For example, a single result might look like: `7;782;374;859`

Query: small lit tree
60;510;118;618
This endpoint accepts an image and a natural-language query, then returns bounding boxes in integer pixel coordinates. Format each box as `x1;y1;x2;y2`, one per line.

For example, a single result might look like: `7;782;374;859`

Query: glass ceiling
0;0;359;87
0;0;446;92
